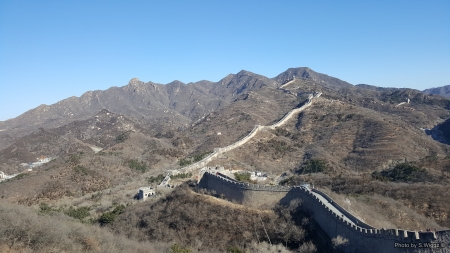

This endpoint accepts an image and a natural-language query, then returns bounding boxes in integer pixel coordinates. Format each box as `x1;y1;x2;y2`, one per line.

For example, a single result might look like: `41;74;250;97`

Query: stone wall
0;171;18;180
199;172;450;253
172;93;320;176
268;93;316;129
310;189;374;230
198;172;291;208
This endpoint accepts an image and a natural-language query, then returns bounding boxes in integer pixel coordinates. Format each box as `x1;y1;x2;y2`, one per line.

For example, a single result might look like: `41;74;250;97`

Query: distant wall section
173;93;320;176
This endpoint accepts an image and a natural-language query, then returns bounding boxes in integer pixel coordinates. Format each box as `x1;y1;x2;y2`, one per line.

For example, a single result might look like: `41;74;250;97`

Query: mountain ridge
423;84;450;98
1;66;450;234
1;67;449;153
0;68;335;144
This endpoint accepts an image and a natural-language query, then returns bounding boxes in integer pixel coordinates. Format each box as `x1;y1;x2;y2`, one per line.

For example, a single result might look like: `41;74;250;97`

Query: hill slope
1;66;450;232
423;84;450;98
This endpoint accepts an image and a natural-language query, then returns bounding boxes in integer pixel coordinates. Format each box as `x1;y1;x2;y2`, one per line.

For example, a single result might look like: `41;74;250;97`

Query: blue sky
0;1;449;121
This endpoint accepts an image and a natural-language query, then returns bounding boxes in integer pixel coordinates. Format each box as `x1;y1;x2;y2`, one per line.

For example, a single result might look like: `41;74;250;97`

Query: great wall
160;83;450;252
199;172;449;253
168;92;319;177
0;171;19;182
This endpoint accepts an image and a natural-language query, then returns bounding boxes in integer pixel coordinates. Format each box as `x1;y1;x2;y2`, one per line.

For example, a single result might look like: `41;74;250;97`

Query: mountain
0;110;138;165
0;68;345;150
423;84;450;98
1;66;450;236
0;78;219;139
274;67;353;91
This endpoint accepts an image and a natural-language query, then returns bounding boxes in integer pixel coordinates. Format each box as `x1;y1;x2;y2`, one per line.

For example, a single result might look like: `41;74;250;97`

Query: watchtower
138;187;155;201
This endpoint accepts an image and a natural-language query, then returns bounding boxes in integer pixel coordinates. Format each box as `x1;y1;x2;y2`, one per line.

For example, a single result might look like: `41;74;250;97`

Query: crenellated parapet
198;172;450;253
206;172;293;192
169;86;449;251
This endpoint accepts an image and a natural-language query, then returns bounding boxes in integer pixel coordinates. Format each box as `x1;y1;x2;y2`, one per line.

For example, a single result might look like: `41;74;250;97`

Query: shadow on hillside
278;190;343;253
425;126;450;145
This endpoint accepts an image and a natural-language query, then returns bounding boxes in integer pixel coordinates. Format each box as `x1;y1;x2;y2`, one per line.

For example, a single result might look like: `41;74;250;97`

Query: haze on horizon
0;0;449;121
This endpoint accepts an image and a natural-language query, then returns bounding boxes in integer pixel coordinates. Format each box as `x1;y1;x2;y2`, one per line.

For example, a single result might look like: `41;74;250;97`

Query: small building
138;187;155;201
300;183;311;190
250;171;268;181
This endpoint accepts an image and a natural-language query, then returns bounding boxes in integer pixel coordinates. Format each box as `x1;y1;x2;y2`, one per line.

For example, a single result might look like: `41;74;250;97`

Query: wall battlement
171;93;319;176
170;87;448;251
199;172;450;253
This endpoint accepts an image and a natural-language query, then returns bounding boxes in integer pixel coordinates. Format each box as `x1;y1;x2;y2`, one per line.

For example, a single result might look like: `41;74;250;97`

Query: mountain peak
128;78;141;85
236;70;254;75
274;67;353;90
166;80;186;88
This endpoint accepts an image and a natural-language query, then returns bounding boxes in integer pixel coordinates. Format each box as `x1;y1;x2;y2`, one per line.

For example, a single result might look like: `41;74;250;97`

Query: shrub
193;151;210;162
12;173;29;180
179;158;192;166
227;246;245;253
274;128;291;137
279;176;295;186
90;191;103;202
234;172;251;182
99;204;126;225
65;206;90;220
372;163;428;183
148;174;165;184
301;159;328;174
68;154;80;165
127;159;148;172
171;243;192;253
179;152;211;166
39;203;60;214
115;130;131;143
170;173;193;180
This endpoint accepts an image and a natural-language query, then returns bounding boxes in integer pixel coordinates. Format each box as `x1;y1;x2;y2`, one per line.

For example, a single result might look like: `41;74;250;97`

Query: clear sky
0;0;449;121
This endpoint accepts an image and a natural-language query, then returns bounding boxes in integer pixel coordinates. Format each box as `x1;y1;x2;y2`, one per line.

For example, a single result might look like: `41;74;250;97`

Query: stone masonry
199;172;450;253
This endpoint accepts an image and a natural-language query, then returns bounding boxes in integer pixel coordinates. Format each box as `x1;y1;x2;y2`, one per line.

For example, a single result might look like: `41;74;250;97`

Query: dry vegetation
108;184;331;253
215;94;450;229
0;201;168;253
281;171;450;230
0;184;331;253
1;73;450;252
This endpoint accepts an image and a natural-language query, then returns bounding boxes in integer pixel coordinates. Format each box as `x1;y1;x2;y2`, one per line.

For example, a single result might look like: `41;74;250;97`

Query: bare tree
298;241;317;253
332;235;349;250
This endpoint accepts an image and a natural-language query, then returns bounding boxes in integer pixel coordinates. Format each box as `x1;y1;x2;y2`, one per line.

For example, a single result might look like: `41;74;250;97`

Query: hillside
1;67;450;252
423;85;450;98
0;70;281;150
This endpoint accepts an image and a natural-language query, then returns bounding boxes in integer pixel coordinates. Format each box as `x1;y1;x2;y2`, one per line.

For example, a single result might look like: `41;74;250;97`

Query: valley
1;67;450;252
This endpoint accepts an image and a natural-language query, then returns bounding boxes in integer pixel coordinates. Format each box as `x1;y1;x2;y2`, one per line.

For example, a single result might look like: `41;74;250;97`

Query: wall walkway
171;92;321;176
166;79;449;251
199;172;450;253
